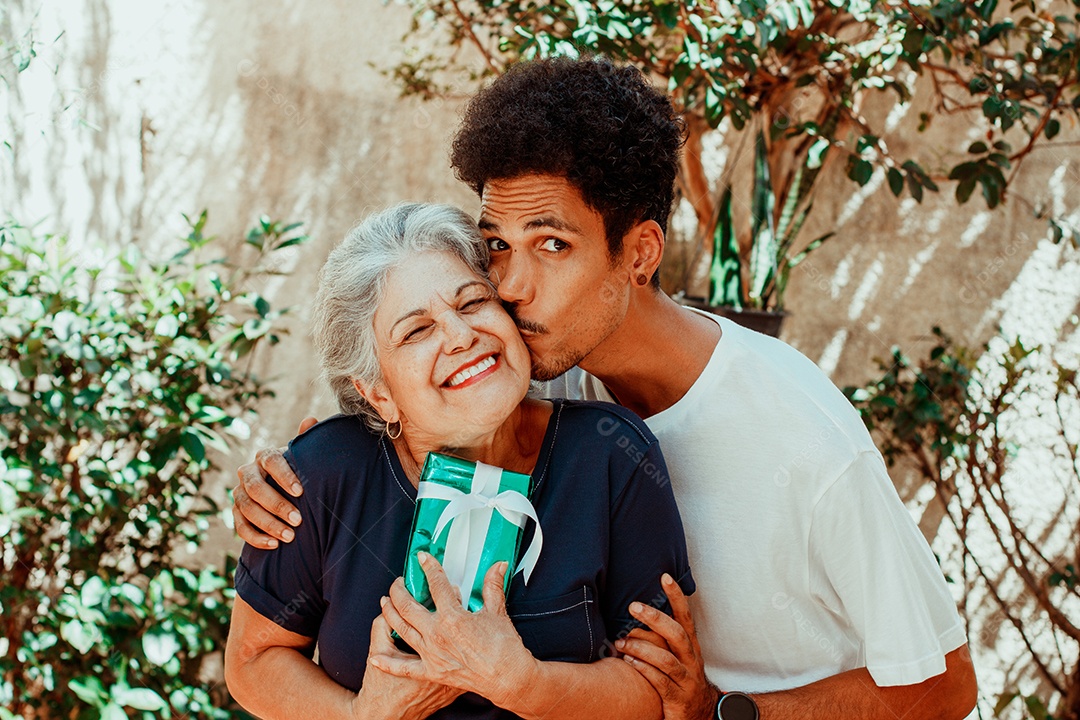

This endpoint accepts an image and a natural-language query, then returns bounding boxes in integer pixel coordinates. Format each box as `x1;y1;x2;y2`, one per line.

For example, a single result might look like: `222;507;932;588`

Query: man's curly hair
451;56;686;277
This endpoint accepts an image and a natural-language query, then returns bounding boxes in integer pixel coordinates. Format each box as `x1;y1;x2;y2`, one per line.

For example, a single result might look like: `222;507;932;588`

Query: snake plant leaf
773;231;837;308
748;131;778;307
775;164;801;245
709;187;744;309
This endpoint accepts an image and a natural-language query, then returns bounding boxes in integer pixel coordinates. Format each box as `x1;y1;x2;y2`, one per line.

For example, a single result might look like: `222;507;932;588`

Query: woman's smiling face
365;250;532;446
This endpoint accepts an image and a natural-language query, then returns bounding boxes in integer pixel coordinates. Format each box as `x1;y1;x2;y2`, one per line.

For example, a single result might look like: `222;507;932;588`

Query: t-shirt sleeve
234;450;327;639
808;451;966;686
600;440;696;640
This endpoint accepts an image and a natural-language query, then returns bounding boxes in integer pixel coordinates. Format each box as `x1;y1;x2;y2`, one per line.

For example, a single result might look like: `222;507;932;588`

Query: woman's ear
352;378;399;424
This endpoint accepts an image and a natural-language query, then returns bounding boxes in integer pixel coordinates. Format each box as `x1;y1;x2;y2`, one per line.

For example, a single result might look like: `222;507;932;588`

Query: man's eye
540;237;568;252
487;237;508;252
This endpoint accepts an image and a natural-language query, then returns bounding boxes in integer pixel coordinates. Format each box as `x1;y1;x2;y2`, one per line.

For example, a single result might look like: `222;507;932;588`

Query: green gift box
402;452;543;613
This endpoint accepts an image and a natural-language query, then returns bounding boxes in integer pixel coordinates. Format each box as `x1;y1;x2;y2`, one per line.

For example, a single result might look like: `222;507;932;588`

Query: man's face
479;174;630;381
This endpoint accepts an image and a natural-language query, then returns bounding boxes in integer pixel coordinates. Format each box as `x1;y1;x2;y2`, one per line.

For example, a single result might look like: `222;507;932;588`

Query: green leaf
807;138;830;170
273;235;309;250
149;430;182;470
908;173;924;203
846;155;873;186
748;132;778;306
968;141;988;154
1045;118;1060;139
1024;695;1048;720
69;676;107;707
887;168;904;197
709;188;744;309
60;619;99;654
99;702;127;720
154;314;179;338
956;176;978;204
80;576;108;607
112;686;167;712
143;628;183;667
788;232;836;268
181;430;206;463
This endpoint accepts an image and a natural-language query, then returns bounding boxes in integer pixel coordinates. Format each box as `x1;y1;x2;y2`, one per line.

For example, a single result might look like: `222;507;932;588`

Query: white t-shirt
569;310;966;692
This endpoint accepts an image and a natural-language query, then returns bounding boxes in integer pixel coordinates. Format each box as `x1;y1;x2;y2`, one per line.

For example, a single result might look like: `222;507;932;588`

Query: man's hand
352;614;463;720
371;553;537;709
616;573;719;720
231;416;317;548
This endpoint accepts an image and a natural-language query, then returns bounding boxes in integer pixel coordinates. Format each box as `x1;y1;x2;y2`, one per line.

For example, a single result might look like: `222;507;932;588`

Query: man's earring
636;274;648;286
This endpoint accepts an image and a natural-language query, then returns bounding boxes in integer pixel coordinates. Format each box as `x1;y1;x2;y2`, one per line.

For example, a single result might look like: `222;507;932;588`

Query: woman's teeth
447;355;496;387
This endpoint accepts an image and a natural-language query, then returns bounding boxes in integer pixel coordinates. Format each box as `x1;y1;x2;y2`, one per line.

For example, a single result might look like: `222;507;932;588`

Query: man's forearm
493;657;663;720
751;647;977;720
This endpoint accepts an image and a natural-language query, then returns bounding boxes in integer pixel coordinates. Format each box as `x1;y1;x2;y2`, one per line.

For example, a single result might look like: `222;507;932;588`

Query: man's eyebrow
390;281;489;337
478;216;581;234
524;216;581;234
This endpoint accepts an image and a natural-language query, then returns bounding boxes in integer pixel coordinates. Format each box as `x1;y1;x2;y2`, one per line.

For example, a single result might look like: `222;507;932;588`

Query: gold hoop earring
386;420;402;439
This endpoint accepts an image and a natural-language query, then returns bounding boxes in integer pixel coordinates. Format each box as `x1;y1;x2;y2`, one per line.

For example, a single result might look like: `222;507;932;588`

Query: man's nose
493;252;534;305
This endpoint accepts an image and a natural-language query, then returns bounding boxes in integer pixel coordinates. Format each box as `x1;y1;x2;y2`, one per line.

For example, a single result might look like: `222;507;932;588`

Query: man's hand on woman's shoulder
231;416;318;548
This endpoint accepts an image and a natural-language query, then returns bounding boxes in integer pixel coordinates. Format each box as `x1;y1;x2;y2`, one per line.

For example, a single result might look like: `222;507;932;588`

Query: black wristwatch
715;691;760;720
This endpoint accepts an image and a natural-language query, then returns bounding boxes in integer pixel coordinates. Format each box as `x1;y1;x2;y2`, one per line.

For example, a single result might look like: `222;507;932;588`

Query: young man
233;58;977;719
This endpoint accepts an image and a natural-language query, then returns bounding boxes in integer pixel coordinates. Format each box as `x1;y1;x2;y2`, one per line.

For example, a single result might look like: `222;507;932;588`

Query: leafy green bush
845;329;1080;720
0;214;306;719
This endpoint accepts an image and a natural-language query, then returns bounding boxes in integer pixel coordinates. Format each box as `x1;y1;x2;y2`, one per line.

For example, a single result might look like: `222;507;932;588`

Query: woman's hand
352;614;464;720
370;552;538;710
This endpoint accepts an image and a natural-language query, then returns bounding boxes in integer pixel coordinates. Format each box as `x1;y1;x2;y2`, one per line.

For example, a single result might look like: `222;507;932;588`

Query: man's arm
618;577;978;720
231;416;318;548
753;648;976;720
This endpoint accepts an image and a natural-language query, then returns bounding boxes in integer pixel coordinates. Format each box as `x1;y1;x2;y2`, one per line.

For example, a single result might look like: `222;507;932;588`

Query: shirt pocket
508;586;603;663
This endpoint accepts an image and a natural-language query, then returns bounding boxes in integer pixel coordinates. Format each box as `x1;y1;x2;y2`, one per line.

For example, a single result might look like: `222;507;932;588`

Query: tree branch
447;0;503;76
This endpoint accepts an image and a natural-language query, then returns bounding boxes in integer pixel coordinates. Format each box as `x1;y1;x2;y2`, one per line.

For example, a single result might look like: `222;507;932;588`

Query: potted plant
387;0;1080;336
677;129;833;336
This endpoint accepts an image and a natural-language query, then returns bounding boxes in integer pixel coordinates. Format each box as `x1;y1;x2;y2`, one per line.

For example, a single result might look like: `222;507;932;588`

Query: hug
226;57;978;720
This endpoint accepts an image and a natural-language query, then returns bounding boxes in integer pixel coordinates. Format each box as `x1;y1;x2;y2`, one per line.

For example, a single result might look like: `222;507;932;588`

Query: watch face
718;692;759;720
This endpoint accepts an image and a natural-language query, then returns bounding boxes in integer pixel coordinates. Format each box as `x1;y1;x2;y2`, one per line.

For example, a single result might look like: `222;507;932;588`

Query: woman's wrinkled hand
370;552;538;710
352;614;464;720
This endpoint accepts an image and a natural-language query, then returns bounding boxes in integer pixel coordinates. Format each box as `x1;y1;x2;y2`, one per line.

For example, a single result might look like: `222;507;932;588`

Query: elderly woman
223;203;694;720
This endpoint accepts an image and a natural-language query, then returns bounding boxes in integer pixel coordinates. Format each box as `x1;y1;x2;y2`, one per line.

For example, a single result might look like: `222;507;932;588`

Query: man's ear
623;219;665;285
352;378;399;424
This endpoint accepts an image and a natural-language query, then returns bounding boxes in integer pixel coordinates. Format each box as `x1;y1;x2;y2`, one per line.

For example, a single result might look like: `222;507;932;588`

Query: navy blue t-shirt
236;399;695;718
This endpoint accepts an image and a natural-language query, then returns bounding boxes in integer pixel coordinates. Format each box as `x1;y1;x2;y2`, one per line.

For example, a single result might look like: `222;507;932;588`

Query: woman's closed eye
402;323;433;342
460;295;492;312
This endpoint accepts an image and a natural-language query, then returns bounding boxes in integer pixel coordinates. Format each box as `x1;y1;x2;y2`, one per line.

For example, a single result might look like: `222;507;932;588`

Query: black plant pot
680;296;789;338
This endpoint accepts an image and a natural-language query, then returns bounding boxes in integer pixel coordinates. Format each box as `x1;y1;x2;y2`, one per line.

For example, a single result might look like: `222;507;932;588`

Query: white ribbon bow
416;461;543;609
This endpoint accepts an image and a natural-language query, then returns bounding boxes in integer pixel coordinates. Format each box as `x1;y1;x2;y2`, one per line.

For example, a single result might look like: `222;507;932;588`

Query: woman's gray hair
311;203;490;433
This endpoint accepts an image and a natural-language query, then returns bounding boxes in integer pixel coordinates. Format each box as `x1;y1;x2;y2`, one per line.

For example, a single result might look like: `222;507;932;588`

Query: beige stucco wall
4;0;1079;714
